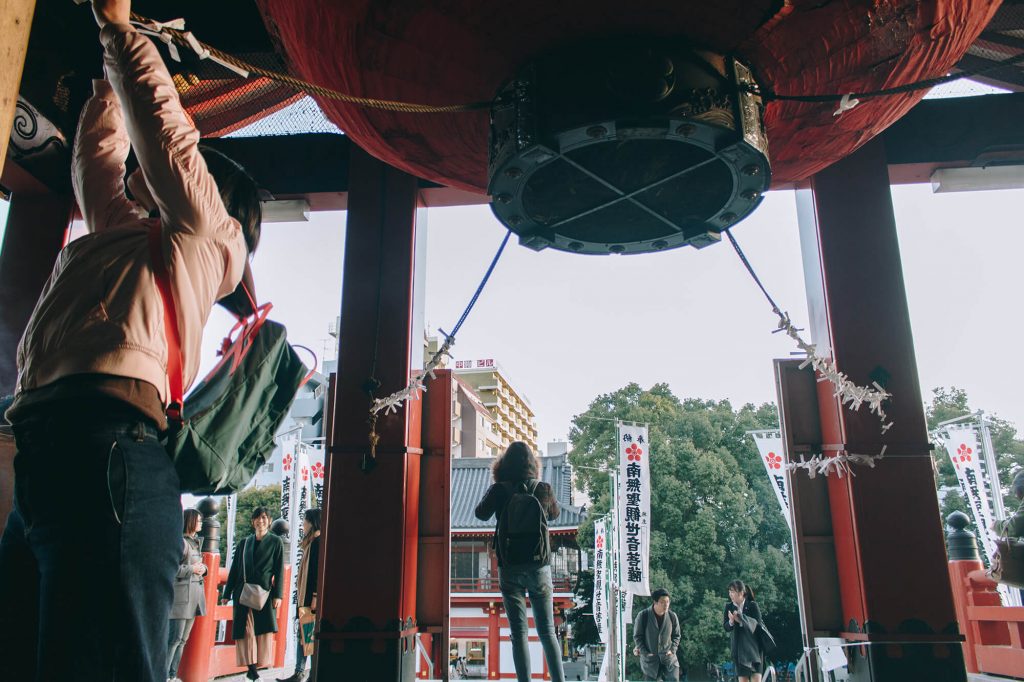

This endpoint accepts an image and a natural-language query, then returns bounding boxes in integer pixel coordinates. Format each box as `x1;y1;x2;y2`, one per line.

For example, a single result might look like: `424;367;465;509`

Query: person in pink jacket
0;1;261;679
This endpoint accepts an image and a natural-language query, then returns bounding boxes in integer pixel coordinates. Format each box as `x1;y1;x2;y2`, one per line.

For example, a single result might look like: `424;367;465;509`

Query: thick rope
129;11;491;114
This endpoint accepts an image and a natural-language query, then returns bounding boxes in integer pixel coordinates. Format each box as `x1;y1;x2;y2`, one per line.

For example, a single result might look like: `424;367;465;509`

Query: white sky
191;183;1024;448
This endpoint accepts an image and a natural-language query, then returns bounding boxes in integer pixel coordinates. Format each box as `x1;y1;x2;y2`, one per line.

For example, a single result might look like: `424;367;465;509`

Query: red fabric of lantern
258;0;999;192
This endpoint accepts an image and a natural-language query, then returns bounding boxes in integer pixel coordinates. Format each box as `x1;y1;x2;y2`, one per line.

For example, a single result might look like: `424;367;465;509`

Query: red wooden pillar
0;188;73;394
313;145;424;681
793;138;965;680
487;603;501;680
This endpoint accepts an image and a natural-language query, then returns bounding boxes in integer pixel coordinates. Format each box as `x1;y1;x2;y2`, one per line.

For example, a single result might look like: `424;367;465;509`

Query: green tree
567;569;600;648
569;383;800;673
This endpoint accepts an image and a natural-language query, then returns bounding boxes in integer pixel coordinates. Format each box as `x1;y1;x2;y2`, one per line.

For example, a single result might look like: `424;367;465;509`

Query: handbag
757;620;778;657
239;536;271;611
149;227;310;494
298;606;316;656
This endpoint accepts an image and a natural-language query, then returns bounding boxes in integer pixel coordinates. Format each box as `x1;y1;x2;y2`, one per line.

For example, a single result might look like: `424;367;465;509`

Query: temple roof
451;453;585;531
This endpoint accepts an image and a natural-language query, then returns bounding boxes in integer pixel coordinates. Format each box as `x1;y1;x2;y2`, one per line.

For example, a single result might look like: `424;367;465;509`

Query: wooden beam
0;0;37;178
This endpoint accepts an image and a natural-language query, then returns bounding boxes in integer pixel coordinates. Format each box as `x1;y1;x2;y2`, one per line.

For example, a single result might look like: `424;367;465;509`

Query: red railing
450;576;573;592
947;513;1024;680
177;549;291;682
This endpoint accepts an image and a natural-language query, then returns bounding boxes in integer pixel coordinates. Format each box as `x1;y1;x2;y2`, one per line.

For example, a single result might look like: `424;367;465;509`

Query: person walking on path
277;508;321;682
167;509;208;682
632;587;681;680
0;0;261;679
224;507;285;681
724;580;763;682
475;441;566;682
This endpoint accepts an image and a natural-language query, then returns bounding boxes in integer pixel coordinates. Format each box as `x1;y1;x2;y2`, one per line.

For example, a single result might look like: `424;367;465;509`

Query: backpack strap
147;225;184;421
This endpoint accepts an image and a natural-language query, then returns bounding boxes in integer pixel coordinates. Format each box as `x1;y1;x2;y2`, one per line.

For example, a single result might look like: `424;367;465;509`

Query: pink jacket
15;24;248;403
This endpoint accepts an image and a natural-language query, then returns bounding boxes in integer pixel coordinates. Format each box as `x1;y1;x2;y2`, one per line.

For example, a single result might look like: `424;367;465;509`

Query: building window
451;539;494;591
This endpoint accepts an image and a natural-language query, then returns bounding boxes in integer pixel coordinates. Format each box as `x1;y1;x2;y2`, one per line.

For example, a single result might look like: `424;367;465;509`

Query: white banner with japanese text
750;430;791;524
941;426;997;563
617;422;651;596
593;518;609;643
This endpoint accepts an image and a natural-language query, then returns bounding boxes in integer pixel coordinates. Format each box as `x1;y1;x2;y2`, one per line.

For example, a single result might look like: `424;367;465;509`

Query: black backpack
496;479;550;566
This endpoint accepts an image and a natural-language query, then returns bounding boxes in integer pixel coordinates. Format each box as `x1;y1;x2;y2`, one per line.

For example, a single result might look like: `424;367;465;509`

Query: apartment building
453;358;539;453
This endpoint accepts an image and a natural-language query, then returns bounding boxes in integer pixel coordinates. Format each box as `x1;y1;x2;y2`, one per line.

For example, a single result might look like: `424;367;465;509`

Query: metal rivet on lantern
586;125;608;138
675;123;696;137
568;241;584;252
609;244;626;254
496;193;512;204
720;212;737;223
507;215;523;225
504;167;523;178
651;239;668;250
742;190;760;201
741;164;760;176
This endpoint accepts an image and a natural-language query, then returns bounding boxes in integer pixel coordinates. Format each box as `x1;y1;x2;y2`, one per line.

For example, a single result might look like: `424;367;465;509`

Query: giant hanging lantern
258;0;998;254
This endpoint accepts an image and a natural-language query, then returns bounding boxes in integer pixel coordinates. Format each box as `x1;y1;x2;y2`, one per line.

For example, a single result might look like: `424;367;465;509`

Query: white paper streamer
370;336;453;416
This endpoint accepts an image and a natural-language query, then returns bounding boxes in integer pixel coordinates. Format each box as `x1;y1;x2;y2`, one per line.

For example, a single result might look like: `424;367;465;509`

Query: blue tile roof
451;453;585;530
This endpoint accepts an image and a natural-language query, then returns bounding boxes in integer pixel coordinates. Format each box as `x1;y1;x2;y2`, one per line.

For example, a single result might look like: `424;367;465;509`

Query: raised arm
475;484;503;521
72;79;147;233
98;22;235;241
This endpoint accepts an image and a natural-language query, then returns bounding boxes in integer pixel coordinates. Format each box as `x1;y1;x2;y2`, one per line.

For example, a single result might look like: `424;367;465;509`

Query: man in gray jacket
633;588;681;681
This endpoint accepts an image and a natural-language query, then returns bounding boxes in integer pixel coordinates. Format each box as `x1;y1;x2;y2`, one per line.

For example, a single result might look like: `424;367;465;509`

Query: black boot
276;673;307;682
247;664;260;680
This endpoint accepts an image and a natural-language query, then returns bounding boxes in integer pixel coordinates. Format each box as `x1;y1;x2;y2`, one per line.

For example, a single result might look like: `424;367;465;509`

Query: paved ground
213;659;592;681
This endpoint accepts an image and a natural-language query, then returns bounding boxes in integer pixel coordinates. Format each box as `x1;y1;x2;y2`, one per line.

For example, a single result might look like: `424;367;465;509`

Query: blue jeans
0;406;181;681
294;637;308;673
167;617;196;677
499;564;565;682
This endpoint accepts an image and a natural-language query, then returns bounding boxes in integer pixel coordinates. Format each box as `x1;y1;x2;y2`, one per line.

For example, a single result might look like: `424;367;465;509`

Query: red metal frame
314;145;424;680
794;138;965;680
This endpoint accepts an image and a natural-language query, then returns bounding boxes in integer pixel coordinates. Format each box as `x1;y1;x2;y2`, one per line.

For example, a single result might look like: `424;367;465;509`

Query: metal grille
172;51;340;138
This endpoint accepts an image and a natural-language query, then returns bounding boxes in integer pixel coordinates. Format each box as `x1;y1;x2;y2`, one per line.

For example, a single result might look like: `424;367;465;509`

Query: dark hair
303;508;322;533
250;506;272;522
492;441;539;483
1013;470;1024;500
182;508;202;535
651;588;671;602
728;579;755;601
198;145;262;255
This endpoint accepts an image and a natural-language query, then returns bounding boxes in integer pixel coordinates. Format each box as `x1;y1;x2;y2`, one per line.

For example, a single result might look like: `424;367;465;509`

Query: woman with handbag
277;508;321;682
224;507;285;681
723;579;763;682
167;508;207;682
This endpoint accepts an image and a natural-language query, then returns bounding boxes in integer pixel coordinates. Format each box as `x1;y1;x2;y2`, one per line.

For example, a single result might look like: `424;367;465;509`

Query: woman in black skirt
723;579;763;682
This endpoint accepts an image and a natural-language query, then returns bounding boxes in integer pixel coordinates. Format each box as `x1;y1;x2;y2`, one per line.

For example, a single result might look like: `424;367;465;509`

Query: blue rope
439;229;512;342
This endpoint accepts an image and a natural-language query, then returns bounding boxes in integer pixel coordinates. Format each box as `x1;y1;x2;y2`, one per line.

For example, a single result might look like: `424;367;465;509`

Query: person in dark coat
277;508;321;682
224;506;285;681
474;441;565;682
167;508;207;681
723;579;763;682
633;588;681;680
